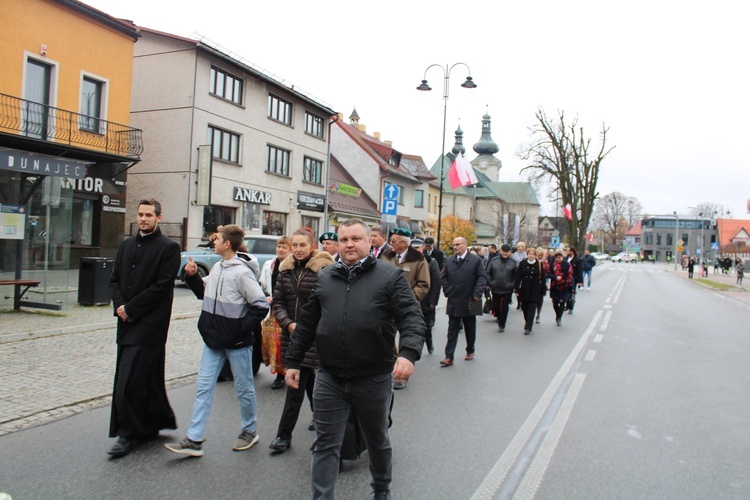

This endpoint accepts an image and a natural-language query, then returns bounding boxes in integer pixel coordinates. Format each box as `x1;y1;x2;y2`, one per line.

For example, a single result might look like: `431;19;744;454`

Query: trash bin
78;257;113;306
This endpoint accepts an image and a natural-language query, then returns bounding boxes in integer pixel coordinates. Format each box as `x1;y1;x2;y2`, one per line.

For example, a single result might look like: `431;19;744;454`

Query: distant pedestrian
165;224;268;457
284;218;425;499
423;236;445;270
512;242;527;310
318;232;339;261
535;246;550;323
549;249;574;327
369;225;391;260
688;257;696;279
108;198;180;458
413;238;441;355
581;249;596;290
566;247;583;314
487;243;517;332
514;247;545;335
440;237;487;365
737;262;745;285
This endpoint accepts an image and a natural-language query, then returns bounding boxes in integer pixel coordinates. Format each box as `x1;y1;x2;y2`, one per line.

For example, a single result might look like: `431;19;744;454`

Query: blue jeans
311;369;393;499
186;345;257;442
583;269;593;287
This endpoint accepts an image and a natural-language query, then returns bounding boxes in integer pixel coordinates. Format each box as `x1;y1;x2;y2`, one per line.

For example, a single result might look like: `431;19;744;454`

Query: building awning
408;221;422;235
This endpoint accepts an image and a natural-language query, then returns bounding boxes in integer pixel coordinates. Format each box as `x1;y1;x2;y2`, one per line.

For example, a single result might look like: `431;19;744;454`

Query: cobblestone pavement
0;264;746;437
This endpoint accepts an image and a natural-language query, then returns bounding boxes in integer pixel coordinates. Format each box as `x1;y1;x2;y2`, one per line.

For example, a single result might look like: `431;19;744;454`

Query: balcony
0;92;143;159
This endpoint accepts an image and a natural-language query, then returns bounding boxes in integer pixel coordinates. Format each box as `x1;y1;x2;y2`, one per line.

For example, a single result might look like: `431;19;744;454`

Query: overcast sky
85;0;750;219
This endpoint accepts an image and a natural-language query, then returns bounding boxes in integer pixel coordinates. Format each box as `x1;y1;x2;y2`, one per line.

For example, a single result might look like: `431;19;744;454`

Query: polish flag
563;203;573;221
447;152;478;189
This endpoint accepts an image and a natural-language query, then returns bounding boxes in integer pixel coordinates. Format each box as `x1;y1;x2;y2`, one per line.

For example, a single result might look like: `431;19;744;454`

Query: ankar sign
233;187;271;205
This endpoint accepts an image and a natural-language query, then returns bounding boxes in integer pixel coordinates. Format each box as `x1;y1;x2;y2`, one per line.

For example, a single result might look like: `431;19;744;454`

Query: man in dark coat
566;247;584;314
413;238;441;355
487;244;517;332
107;198;181;457
369;224;391;259
440;236;487;366
423;236;444;270
285;219;425;499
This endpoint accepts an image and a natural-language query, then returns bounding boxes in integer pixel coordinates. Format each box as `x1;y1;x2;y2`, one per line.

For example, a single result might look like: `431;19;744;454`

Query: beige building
127;29;335;248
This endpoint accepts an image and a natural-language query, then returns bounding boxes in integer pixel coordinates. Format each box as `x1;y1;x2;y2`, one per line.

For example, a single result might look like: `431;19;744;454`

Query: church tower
471;111;502;180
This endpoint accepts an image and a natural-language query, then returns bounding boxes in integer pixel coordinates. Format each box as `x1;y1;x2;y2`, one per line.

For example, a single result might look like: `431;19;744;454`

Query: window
301;216;320;237
397;184;404;205
209;126;240;163
304;157;323;184
80;76;103;133
656;233;662;246
203;206;234;238
267;145;290;176
305;112;324;138
264;211;287;236
210;66;243;105
666;233;673;246
682;234;689;245
414;189;424;208
645;233;653;245
268;94;292;125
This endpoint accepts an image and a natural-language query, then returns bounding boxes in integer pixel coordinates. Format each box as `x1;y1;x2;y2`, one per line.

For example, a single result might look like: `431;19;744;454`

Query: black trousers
491;293;512;328
445;315;477;359
520;300;538;332
276;366;315;440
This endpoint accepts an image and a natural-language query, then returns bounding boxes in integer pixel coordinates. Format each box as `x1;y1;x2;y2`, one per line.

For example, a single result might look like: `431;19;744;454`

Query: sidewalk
664;263;750;304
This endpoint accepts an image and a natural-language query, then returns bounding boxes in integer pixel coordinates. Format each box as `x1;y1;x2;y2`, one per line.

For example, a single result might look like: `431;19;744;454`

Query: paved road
1;263;749;499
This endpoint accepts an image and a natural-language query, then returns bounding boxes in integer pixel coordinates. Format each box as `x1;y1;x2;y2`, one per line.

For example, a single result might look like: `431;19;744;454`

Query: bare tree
592;192;643;244
689;202;722;218
519;108;614;250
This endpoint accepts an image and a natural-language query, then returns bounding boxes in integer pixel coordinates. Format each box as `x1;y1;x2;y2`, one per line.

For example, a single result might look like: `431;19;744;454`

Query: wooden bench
0;279;62;311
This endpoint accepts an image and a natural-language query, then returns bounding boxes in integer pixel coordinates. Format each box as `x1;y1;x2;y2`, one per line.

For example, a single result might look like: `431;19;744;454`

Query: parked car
177;234;279;281
610;252;637;263
593;252;610;261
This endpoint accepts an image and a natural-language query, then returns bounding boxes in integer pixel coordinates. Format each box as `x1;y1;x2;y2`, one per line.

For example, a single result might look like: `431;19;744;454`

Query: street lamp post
416;63;476;253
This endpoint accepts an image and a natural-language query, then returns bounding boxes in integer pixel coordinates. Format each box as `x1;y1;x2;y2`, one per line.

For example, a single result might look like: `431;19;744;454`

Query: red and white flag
563;203;573;221
447;152;478;189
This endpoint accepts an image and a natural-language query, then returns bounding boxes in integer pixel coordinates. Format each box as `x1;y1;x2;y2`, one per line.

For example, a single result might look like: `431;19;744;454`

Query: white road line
612;275;627;304
599;310;613;331
513;373;587;500
594;334;603;343
585;350;596;361
471;311;603;500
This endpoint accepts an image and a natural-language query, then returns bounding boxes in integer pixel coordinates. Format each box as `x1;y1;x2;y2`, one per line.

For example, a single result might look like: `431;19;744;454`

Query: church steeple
473;111;499;155
349;107;360;124
451;124;466;156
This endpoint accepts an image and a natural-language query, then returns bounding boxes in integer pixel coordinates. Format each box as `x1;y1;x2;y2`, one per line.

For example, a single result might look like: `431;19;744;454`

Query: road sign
678;239;684;246
711;242;719;250
678;245;684;252
382;184;399;215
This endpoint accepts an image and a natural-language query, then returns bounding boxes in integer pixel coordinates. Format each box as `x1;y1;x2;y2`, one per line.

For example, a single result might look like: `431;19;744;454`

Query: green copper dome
473;113;499;155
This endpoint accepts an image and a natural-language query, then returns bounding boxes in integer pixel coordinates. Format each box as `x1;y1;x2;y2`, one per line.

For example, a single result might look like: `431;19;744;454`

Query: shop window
203;205;234;238
242;203;262;231
71;197;98;245
263;211;287;236
301;215;320;238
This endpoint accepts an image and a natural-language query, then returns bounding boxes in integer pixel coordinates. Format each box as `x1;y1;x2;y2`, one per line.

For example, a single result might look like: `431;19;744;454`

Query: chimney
374;132;381;140
337;112;344;121
384;140;392;147
356;124;366;132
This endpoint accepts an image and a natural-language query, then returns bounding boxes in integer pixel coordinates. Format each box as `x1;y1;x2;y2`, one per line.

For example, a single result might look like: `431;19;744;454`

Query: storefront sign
233;187;271;205
102;194;127;213
330;181;361;198
297;190;325;212
0;151;88;179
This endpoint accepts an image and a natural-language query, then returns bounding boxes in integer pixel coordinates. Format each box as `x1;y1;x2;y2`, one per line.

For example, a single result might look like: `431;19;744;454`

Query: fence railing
0;92;143;158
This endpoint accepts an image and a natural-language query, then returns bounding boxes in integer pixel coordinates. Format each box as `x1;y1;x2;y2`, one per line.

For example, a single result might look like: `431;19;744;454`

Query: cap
424;237;435;245
410;238;424;247
319;232;338;243
389;227;412;238
500;244;512;252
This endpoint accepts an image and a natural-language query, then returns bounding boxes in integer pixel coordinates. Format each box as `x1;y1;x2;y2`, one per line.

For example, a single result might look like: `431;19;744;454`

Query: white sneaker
587;287;591;290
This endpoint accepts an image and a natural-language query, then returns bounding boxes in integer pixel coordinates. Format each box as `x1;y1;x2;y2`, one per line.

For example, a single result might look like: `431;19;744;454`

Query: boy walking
165;225;269;457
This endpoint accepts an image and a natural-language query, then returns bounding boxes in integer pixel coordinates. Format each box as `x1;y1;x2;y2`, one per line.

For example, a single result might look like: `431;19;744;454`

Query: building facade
640;214;718;262
127;29;335;249
0;0;141;309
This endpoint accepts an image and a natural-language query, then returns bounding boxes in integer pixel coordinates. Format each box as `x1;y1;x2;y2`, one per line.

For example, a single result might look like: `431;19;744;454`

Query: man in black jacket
413;238;441;354
487;244;518;332
566;247;584;314
286;219;425;500
108;198;180;457
423;236;444;270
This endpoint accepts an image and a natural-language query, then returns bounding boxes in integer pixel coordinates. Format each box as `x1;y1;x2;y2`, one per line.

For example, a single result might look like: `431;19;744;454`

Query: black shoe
498;326;505;332
271;376;285;390
269;436;291;453
308;419;315;431
108;437;137;457
556;319;562;326
373;491;392;500
427;342;434;355
524;330;531;335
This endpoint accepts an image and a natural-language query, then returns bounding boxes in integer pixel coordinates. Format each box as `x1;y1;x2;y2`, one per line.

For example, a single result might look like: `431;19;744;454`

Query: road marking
603;304;612;309
612;275;627;304
585;350;596;361
599;310;613;331
513;373;587;500
471;311;603;500
594;334;603;343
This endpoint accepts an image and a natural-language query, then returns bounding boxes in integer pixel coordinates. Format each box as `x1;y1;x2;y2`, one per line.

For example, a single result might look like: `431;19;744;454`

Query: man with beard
108;199;181;457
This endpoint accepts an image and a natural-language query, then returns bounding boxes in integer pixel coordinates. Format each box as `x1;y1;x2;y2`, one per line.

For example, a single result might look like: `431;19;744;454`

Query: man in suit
440;237;487;366
370;225;391;259
423;236;444;270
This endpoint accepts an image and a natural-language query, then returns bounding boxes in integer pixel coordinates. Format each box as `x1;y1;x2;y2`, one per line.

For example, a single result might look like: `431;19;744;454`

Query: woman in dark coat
514;247;545;335
269;227;334;453
549;249;574;326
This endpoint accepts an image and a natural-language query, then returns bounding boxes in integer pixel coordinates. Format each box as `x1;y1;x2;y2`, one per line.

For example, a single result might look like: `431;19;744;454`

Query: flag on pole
447;152;478;189
563;203;573;221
